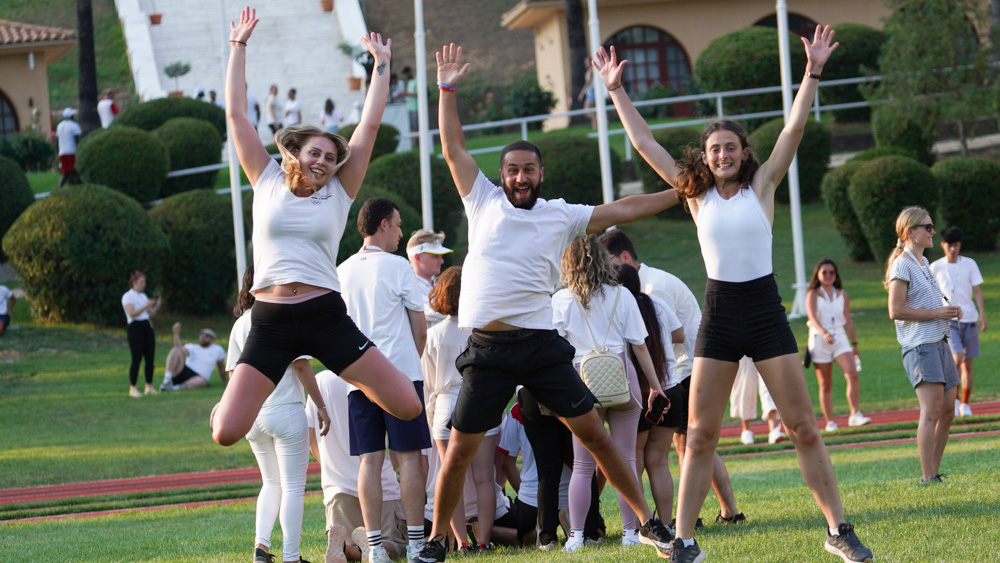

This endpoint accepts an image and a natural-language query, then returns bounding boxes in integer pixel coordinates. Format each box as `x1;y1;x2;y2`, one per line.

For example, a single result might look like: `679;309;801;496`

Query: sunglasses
913;223;934;233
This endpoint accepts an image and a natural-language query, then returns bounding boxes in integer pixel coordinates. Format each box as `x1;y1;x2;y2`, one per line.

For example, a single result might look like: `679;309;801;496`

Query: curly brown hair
675;120;759;200
429;266;462;316
559;235;618;309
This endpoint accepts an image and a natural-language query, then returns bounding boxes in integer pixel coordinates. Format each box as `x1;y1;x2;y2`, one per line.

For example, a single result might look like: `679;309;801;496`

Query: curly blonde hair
274;125;351;194
560;235;618;309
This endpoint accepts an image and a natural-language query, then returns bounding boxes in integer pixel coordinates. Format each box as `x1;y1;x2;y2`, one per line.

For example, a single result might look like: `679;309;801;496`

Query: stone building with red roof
0;19;76;138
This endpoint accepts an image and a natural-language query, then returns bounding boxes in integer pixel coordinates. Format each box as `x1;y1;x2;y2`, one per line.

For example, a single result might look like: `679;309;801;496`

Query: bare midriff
478;320;522;332
253;282;326;297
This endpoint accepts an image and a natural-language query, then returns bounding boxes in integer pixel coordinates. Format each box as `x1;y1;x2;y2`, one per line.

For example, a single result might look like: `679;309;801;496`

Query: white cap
63;107;76;118
406;241;453;258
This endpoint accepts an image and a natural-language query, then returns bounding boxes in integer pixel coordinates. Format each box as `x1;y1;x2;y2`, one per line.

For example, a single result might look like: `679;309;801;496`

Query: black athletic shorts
695;274;799;363
238;291;374;385
451;329;595;434
511;497;538;543
637;379;689;432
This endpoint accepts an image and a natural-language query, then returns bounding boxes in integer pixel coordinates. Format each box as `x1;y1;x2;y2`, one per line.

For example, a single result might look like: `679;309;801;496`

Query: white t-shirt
56;119;82;156
888;253;949;349
251;159;353;293
0;285;12;316
246;92;260;128
497;403;570;509
422;316;468;435
97;98;116;128
338;250;425;384
264;93;279;125
307;370;401;505
551;284;647;365
930;256;984;323
319;108;343;133
639;263;701;379
284;99;302;126
227;312;307;407
460;171;593;330
184;342;226;380
650;295;682;389
416;275;445;328
121;289;150;323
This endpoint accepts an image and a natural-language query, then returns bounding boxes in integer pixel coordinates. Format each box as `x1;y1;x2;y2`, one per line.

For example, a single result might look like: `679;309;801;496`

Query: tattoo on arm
376;60;387;76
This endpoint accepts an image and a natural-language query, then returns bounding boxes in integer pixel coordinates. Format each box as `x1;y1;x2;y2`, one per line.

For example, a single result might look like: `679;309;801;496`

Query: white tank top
696;186;772;282
809;287;846;335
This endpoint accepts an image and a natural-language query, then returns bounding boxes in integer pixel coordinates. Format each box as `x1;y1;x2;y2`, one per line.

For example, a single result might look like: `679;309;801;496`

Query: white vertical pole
776;0;807;318
586;0;613;205
221;0;248;287
414;0;433;230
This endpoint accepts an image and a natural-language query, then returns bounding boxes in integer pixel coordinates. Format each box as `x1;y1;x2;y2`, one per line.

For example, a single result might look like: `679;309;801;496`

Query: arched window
603;26;691;96
0;91;18;138
755;13;819;38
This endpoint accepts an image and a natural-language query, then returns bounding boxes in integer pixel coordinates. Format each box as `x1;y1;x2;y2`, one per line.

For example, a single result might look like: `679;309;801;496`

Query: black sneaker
670;517;704;529
825;523;873;563
253;547;275;563
668;537;705;563
715;512;746;524
919;475;942;484
639;516;674;557
413;536;447;563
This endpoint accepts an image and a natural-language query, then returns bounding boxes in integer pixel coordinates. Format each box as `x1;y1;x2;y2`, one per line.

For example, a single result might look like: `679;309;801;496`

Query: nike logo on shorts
571;396;587;409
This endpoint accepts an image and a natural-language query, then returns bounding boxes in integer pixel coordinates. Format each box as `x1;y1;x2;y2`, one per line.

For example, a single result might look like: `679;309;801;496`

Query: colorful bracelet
437;81;457;92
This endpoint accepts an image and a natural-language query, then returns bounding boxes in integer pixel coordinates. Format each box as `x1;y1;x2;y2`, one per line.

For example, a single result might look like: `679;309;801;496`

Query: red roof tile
0;19;76;46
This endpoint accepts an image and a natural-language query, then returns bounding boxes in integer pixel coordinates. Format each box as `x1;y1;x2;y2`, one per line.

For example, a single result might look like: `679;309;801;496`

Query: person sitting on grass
161;322;226;390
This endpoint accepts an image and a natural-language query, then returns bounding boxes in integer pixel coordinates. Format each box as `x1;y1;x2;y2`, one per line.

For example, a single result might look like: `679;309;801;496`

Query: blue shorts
348;380;431;455
948;321;980;358
0;313;9;331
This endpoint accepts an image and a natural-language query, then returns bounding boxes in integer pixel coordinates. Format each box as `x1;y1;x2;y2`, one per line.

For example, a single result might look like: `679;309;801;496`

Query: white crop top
251;159;354;293
695;186;772;282
809;287;846;335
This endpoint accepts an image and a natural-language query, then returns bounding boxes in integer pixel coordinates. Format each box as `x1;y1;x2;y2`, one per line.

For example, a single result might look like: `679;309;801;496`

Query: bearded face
500;149;543;210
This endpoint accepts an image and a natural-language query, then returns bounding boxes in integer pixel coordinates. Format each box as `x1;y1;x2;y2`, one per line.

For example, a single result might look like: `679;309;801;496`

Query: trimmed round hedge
819;161;872;261
0;156;35;262
114;97;227;141
846;156;937;262
848;145;918;163
337;122;400;163
2;184;168;325
339;186;425;263
871;101;937;167
822;23;886;122
149;189;236;315
154;117;223;196
77;127;169;204
365;150;457;243
0;133;55;172
931;157;1000;251
532;134;622;206
749;117;831;203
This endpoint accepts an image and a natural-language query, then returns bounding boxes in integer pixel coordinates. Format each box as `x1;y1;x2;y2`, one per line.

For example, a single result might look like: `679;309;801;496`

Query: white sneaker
959;403;973;417
351;527;369;563
740;429;755;445
368;545;391;563
848;412;871;427
621;529;640;547
955;399;961;417
825;420;839;432
768;426;787;444
538;541;559;551
563;536;584;553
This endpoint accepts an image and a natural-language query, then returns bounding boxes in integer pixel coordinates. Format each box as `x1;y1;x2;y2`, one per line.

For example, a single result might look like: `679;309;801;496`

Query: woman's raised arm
225;6;272;185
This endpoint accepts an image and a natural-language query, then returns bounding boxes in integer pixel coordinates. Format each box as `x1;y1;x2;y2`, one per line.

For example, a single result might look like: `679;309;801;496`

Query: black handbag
802;347;812;368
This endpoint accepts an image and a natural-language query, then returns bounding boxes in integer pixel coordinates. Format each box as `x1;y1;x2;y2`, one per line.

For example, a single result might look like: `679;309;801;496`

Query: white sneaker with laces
563;536;584;553
740;429;754;445
959;403;973;417
825;420;839;432
621;529;640;547
369;545;391;563
768;426;787;444
955;399;961;417
848;412;871;427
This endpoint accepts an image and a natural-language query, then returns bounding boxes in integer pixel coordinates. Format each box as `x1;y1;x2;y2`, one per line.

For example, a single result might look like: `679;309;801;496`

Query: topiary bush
339;186;425;263
533;134;622;206
365;150;458;243
2;184;167;325
148;189;236;315
337;122;400;163
848;145;918;163
636;84;679;119
503;70;557;128
0;133;56;172
114;97;227;141
695;27;805;129
822;23;886;122
749;117;831;203
0;156;36;262
871;101;937;167
154;117;223;196
76;127;169;204
846;155;937;262
932;157;1000;251
820;161;872;261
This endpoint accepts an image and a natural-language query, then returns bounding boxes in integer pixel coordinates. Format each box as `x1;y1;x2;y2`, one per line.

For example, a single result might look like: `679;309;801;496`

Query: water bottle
854;355;862;372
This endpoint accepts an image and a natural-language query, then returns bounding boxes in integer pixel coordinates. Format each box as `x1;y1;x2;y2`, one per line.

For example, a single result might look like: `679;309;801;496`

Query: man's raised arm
436;44;478;196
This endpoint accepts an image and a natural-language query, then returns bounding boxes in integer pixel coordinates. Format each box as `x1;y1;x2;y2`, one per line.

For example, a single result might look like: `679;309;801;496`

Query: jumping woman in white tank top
593;25;873;563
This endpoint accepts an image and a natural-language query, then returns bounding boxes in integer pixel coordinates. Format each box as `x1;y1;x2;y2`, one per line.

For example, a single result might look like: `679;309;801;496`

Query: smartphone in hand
644;392;670;425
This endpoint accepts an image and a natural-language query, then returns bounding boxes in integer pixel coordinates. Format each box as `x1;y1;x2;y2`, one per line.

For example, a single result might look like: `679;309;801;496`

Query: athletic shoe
412;536;446;563
920;475;943;484
584;537;603;547
670;517;703;530
825;523;873;562
825;420;839;432
621;529;640;547
352;527;370;563
959;403;973;417
254;547;276;563
563;535;584;552
128;388;143;398
739;429;754;445
848;412;871;427
768;427;787;444
954;399;961;417
538;541;559;551
715;512;746;524
668;538;705;563
638;516;674;556
144;387;158;395
369;546;390;563
326;524;348;563
405;541;425;563
159;377;173;391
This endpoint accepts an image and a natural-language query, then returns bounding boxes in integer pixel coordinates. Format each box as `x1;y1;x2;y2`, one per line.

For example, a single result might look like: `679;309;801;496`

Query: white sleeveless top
695;186;772;282
809;287;846;336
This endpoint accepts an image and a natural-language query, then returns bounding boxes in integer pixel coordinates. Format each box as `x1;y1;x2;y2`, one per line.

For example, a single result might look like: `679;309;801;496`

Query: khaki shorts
325;493;407;554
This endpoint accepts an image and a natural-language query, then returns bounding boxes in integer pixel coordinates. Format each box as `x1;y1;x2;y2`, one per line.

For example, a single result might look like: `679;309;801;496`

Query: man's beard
503;180;541;210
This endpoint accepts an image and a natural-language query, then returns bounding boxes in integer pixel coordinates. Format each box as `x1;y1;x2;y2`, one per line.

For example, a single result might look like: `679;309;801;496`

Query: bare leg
165;347;186;379
435;439;467;543
471;433;498;545
339;348;422;421
395;450;426;533
711;454;739;518
358;451;386;533
832;352;861;416
914;382;955;479
934;385;958;472
429;430;485;539
177;375;209;390
814;363;835;424
644;426;675;518
212;364;275;445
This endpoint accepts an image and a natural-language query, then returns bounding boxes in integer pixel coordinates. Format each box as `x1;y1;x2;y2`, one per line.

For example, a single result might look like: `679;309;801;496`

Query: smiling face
500;149;543;209
907;214;935;250
701;130;749;186
817;263;837;288
296;136;339;187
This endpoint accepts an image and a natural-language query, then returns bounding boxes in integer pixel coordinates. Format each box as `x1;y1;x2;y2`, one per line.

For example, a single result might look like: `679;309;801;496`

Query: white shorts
808;327;853;364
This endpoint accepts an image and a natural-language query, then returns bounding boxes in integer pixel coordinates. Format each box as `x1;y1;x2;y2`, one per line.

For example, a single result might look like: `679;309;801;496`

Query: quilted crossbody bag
575;287;631;408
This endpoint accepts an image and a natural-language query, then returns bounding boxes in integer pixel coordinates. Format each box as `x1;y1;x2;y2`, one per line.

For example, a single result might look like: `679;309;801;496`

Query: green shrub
532;134;622;207
0;132;56;172
749;117;831;203
695;27;805;129
846;156;937;262
154;117;223;196
637;84;678;119
871;101;937;166
848;145;918;163
2;184;168;325
365;150;458;243
337;122;400;162
76;127;169;204
932;157;1000;251
822;23;886;122
0;156;36;262
114;97;227;141
503;70;557;128
339;187;425;263
820;161;872;261
149;189;236;315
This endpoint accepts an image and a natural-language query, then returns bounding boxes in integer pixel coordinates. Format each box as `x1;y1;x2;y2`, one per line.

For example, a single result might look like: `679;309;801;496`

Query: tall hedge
154;117;223;196
76;127;169;204
532;134;622;206
819;161;872;261
695;27;805;129
2;184;168;325
114;97;227;141
822;23;886;122
872;101;937;167
365;150;458;243
0;157;35;263
0;133;56;172
149;189;236;315
749;117;831;203
339;187;425;263
931;157;1000;250
846;156;937;262
337;122;400;163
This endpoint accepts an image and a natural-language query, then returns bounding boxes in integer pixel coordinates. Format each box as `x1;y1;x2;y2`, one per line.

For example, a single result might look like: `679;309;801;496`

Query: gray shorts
902;339;960;389
948;321;981;358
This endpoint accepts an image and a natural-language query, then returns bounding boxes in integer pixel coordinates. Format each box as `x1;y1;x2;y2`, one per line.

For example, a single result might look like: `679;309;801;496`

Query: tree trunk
77;0;100;136
957;119;969;157
565;0;589;125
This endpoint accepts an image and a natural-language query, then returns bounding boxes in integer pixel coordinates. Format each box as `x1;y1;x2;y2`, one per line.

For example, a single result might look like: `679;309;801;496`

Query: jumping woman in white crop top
594;25;873;563
212;7;421;449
